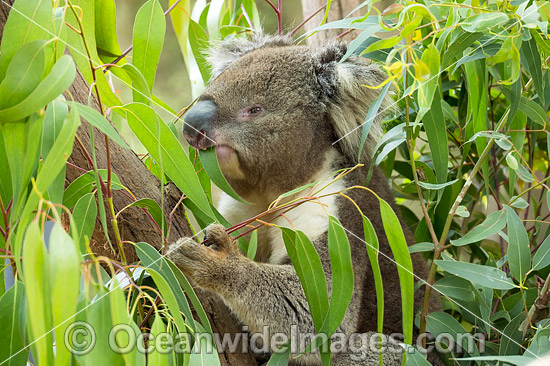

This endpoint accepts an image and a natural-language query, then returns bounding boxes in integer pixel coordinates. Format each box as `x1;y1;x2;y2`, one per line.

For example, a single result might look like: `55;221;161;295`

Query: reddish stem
290;4;327;36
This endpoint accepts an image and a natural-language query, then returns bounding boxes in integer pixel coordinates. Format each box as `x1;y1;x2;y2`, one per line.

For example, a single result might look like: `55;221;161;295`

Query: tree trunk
0;3;256;365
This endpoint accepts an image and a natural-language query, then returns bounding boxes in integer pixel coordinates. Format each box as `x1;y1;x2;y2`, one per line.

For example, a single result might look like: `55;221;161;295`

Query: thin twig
290;4;326;36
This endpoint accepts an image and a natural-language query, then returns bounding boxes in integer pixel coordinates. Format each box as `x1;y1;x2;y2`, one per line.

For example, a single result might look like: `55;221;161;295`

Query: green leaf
434;260;516;290
0;55;76;123
63;169;123;208
417;179;458;191
70;103;129;149
124;103;214;221
0;40;48;109
422;89;448;186
135;242;197;335
72;192;98;253
357;82;391;162
247;230;258;260
499;86;547;127
406;348;431;366
499;313;525;356
378;198;414;345
457;356;533;364
265;344;291;366
0;0;53;80
442;32;483;68
516;164;534;183
2;115;42;216
83;287;125;365
324;216;354;334
504;206;531;282
362;215;384;361
434;276;475;301
461;12;509;32
22;220;53;365
188;19;211;83
407;242;434;253
109;278;145;365
48;223;81;366
509;196;528;209
119;63;151;105
415;44;440;124
65;0;121;109
166;260;213;336
149;315;171;366
506;153;519;170
132;0;166;92
34;107;80;195
123;198;167;236
42;99;69;159
94;0;124;60
521;36;545;106
532;235;550;271
0;282;29;366
198;148;248;204
280;228;329;332
450;210;507;246
143;266;189;340
426;312;480;356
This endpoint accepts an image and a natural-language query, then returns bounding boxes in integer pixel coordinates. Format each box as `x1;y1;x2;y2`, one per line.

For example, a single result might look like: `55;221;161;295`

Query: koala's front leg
168;224;316;342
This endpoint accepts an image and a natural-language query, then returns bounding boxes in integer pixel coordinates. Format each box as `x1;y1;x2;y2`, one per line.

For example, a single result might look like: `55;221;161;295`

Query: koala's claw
203;224;237;253
166;224;240;289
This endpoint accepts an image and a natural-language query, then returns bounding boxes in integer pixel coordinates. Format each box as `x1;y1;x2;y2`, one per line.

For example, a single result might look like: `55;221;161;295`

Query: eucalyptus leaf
435;260;516;290
450;210;507;246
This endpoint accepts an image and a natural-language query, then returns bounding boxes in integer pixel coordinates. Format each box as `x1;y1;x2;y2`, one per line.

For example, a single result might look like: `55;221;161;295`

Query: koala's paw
167;224;239;289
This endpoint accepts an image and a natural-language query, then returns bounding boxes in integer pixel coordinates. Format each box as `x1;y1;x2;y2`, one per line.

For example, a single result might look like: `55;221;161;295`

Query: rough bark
0;2;256;365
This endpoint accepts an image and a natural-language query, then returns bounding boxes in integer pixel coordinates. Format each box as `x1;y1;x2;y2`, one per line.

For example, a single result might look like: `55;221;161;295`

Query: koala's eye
248;106;263;116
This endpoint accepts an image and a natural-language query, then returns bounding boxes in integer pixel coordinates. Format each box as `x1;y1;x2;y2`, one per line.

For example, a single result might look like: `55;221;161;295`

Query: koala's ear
314;43;391;164
207;33;292;79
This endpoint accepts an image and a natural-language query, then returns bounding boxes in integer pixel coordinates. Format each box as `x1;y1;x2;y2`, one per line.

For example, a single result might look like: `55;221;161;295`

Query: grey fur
169;35;436;365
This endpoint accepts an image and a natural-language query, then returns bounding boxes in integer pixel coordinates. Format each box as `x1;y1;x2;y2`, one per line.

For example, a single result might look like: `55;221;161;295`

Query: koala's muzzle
183;99;218;150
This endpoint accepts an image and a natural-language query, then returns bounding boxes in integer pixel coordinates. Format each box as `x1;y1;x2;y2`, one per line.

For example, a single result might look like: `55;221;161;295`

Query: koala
168;34;431;365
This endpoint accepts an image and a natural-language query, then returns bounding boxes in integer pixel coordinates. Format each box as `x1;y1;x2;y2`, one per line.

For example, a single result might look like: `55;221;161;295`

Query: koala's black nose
183;99;218;139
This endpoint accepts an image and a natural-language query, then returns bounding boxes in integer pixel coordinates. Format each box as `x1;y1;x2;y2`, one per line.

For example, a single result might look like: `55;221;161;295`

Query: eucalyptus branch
520;272;550;335
265;0;283;35
439;108;511;245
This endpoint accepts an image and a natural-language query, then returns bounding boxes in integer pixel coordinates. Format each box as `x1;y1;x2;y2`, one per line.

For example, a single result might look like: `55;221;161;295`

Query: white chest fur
216;149;345;264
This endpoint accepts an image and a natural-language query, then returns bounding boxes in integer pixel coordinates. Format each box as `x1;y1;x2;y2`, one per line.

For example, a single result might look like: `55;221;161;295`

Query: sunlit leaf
70;102;129;149
22;220;53;365
0;55;76;123
72;192;98;253
0;0;53;80
133;0;166;92
461;12;509;32
124;103;215;221
49;223;81;366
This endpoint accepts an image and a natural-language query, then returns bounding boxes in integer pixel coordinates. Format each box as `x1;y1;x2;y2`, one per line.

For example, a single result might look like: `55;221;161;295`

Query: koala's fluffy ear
207;33;292;79
313;43;391;164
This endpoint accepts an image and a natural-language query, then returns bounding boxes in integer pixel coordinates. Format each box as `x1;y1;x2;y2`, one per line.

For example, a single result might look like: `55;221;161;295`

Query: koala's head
182;34;389;201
